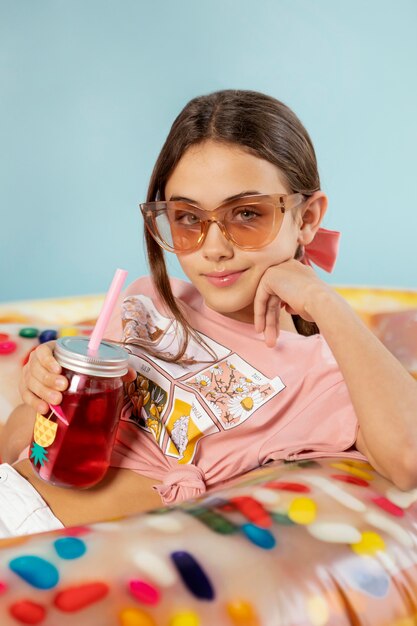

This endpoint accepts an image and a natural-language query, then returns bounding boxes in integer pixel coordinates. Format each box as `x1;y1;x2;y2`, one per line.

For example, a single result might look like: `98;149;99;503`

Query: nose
201;221;234;261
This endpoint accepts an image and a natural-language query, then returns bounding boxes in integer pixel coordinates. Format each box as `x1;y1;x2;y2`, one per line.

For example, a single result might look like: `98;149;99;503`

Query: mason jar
30;337;129;488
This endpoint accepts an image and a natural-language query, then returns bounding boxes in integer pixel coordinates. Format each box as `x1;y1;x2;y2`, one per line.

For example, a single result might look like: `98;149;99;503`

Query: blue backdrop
1;0;416;302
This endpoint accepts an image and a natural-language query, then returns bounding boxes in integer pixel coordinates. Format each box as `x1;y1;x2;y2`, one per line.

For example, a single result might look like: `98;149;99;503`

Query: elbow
390;449;417;492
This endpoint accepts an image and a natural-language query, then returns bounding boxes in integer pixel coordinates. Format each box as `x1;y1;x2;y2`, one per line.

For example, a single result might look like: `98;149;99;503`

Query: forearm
0;404;35;465
306;287;417;487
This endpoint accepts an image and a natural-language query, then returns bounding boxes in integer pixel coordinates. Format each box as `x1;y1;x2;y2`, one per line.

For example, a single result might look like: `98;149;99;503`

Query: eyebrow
168;190;262;204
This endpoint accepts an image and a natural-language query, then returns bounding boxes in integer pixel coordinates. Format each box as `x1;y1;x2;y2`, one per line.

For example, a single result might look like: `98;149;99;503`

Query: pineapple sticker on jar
31;410;59;468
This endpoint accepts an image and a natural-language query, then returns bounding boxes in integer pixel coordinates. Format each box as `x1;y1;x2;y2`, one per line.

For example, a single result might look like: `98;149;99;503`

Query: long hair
138;90;320;361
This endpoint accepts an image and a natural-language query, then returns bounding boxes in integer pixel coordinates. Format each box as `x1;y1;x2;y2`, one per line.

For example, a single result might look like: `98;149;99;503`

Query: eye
232;207;261;222
173;211;201;226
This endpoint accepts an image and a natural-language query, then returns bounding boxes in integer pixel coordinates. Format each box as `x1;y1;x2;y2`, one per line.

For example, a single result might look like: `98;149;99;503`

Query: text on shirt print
120;355;169;445
121;294;231;379
182;353;286;430
162;386;219;464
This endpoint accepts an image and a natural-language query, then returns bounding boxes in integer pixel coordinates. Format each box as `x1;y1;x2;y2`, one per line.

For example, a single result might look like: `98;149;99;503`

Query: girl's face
164;140;303;324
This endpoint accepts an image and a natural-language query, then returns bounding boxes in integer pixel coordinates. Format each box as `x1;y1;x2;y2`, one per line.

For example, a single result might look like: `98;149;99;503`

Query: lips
203;270;246;287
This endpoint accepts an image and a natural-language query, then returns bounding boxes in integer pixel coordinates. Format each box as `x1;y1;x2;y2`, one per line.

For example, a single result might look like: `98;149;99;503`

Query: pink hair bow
301;227;341;273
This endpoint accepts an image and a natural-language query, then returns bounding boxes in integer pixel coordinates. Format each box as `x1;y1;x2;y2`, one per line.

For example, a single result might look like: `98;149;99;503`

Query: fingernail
55;378;66;390
49;392;60;404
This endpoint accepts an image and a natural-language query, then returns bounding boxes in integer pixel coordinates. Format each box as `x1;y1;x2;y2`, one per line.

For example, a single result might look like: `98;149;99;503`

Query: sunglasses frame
140;192;306;253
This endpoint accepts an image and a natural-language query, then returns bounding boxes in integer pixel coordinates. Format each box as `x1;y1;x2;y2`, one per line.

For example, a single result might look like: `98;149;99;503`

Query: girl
1;89;417;535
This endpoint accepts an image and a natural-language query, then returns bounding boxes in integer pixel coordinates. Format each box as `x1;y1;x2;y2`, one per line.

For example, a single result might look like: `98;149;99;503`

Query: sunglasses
140;193;306;254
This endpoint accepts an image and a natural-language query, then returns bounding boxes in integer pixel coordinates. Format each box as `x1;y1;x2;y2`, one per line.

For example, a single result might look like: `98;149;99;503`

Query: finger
27;374;63;407
263;295;281;347
30;356;68;393
35;341;60;374
20;387;50;414
19;366;41;408
20;372;63;410
284;302;315;322
19;344;67;412
254;285;271;334
283;303;297;316
23;358;65;406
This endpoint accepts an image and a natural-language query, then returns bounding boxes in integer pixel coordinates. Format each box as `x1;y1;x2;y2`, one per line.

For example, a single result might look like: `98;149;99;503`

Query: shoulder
123;275;156;298
280;330;337;364
275;331;343;395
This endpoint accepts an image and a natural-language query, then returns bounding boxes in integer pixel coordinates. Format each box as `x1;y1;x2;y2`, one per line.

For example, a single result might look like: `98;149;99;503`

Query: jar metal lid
54;337;129;377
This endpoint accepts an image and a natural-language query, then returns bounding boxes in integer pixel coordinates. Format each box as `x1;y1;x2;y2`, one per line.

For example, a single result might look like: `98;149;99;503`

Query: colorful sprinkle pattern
0;458;417;624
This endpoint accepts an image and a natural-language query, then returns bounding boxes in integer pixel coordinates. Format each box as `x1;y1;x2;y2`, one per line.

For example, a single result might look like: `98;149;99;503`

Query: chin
204;294;254;321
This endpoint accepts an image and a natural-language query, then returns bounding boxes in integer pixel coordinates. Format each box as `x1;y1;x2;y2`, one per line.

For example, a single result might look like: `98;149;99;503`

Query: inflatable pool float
1;457;417;625
336;286;417;379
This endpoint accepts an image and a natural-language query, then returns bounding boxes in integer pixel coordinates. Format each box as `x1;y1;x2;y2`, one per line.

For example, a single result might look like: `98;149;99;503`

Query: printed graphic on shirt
120;356;169;443
122;295;169;343
163;387;219;464
122;294;230;379
183;354;285;429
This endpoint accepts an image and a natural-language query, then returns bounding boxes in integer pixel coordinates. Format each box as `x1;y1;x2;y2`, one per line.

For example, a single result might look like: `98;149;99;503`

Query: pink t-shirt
106;276;366;505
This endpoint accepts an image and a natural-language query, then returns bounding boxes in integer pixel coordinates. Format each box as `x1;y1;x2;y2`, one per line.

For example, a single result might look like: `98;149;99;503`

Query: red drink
30;337;128;488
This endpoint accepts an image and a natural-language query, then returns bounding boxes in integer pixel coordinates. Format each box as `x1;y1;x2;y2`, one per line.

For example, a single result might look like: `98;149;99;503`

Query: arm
0;404;36;465
254;260;417;490
307;287;417;490
15;459;162;526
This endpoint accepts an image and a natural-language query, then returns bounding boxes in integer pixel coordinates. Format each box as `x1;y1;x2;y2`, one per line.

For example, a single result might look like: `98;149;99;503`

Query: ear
297;191;328;246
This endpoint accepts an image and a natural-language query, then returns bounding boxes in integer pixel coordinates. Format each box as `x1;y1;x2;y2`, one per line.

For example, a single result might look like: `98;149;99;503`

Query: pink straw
88;268;128;354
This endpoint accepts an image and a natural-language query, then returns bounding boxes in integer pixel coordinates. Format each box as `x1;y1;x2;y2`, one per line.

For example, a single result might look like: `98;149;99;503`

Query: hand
253;259;331;347
19;341;68;414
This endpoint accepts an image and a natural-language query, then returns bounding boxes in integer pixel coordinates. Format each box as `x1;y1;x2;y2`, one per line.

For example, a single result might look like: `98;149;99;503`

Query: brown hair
139;89;320;360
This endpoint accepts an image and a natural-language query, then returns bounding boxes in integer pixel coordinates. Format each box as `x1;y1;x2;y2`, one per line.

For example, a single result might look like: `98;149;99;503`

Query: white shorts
0;463;64;538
